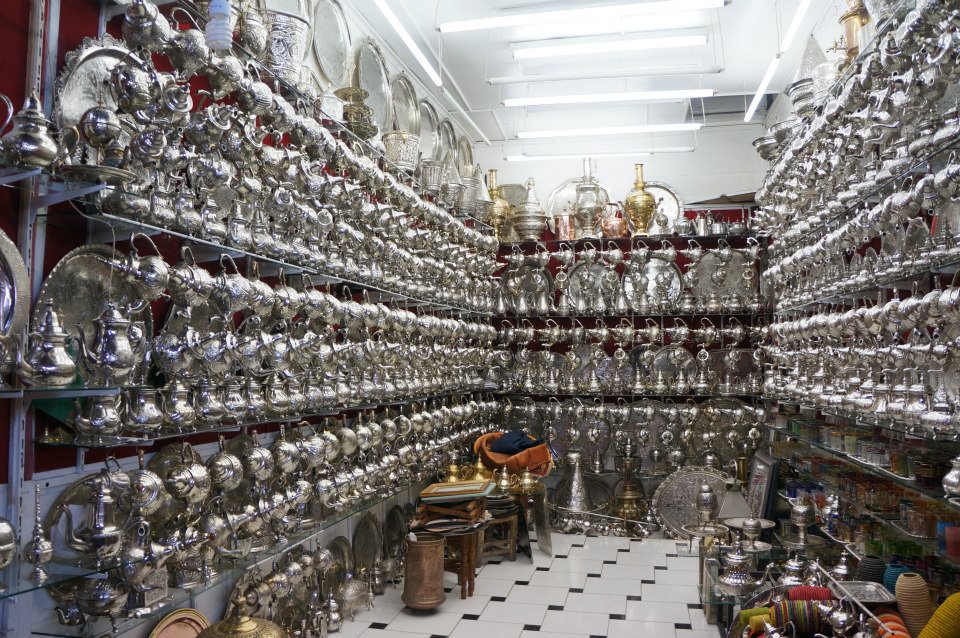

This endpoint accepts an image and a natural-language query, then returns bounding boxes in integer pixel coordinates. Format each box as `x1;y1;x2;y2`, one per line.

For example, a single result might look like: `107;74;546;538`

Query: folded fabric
474;432;552;476
489;429;545;455
787;586;834;601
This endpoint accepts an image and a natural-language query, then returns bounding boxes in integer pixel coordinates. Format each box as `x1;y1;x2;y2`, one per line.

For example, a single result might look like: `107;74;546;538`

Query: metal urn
487;169;511;241
623;163;656;236
510;178;547;241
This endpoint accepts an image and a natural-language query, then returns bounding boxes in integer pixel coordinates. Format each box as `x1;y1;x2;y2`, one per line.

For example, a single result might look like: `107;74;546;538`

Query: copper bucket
401;533;446;610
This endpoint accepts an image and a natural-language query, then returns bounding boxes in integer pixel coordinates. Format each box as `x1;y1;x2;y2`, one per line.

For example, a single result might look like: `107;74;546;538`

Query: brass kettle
198;592;286;638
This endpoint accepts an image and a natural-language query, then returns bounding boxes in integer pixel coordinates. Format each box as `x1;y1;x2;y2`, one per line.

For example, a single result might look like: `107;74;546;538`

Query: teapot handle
0;92;12;137
129;232;162;258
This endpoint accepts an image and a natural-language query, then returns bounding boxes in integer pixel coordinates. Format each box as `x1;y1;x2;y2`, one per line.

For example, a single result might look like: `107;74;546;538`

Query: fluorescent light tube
504;89;715;107
439;1;726;33
514;35;707;59
518;123;702;139
506;147;695;161
744;56;780;122
373;0;442;86
488;65;724;85
779;0;813;53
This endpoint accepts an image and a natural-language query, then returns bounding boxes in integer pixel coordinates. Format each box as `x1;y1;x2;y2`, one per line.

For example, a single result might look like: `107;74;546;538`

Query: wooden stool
441;526;485;599
478;511;519;562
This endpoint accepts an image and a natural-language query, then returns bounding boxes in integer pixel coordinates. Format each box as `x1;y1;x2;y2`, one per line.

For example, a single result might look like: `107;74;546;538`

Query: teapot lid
16;93;50;123
723;541;752;567
35;300;68;336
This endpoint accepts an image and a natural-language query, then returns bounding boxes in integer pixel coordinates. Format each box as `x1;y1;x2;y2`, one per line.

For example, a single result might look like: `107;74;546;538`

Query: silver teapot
17;300;77;387
75;302;146;387
53;470;124;568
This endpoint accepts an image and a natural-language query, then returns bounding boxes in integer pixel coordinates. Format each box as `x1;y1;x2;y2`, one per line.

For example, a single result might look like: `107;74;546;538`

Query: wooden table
440;524;487;599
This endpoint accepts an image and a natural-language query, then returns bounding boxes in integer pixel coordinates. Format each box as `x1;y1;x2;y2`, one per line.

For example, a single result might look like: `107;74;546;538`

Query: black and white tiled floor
338;533;719;638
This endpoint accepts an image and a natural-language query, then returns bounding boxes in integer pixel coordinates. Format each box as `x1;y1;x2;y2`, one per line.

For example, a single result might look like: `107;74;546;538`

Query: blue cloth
489;430;545;455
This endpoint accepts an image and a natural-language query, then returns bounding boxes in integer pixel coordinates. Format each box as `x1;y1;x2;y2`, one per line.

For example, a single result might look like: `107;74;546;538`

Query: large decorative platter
34;245;154;342
0;228;29;337
544;177;613;233
352;511;383;572
391;74;419;133
324;535;354;594
651;345;697;380
642;181;684;234
312;0;352;89
355;40;392;133
456;135;474;176
622;260;682;310
54;35;131;133
686;250;755;302
437;119;456;165
499;184;528;209
567;261;617;311
383;505;408;559
651;466;729;539
419;99;440;161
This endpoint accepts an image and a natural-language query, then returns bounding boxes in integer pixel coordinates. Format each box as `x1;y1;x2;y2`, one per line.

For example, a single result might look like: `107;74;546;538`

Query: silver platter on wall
419;99;440;161
437;119;456;165
355;40;392;133
311;0;352;89
390;74;419;133
0;228;29;337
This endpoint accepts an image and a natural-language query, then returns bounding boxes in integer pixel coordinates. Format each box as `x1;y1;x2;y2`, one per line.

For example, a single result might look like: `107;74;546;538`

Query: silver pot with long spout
53;470;123;568
75;303;146;387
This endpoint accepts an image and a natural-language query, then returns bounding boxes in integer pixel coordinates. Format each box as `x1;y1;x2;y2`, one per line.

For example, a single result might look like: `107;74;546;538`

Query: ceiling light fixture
518;123;702;139
438;1;726;33
743;0;812;122
488;65;724;85
514;34;707;59
373;0;442;86
504;88;714;107
743;56;780;123
779;0;813;53
506;147;695;161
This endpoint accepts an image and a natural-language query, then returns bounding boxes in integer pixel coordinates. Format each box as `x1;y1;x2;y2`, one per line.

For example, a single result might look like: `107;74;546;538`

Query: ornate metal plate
355;40;392;133
383;505;407;559
567;262;617;311
622;260;682;310
456;135;474;177
687;250;755;302
390;74;419;134
0;228;29;337
644;181;684;234
419;99;439;161
54;35;131;133
652;345;697;379
34;245;154;341
311;0;352;89
499;184;527;209
437;119;456;165
501;264;553;310
651;466;730;539
352;511;383;572
324;535;354;594
149;609;209;638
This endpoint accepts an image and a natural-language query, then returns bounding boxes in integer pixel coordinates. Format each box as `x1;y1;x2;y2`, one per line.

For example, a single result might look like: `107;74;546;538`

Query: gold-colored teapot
623;163;656;236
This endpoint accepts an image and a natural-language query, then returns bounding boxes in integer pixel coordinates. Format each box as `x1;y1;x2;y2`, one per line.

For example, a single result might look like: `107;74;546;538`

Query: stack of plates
486;491;519;516
784;78;815;120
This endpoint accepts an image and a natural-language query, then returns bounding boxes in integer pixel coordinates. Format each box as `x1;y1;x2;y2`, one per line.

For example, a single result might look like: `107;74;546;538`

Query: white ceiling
351;0;844;149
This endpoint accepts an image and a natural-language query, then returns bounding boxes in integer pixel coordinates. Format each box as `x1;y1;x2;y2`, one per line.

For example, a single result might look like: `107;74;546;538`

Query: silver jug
54;470;124;568
75;303;146;387
17;301;77;387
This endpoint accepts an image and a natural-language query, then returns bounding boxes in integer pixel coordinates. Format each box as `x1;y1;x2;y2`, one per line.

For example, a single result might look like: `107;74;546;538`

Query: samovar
623;163;656;236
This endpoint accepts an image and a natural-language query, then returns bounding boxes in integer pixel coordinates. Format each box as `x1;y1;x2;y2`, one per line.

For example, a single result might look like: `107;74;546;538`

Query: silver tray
383;505;408;559
0;228;29;337
567;261;617;310
643;181;684;234
356;40;392;133
352;511;383;572
311;0;352;89
419;99;440;161
437;119;456;165
54;34;130;133
390;74;419;134
545;177;613;232
622;260;682;310
456;135;474;177
651;466;730;539
325;535;354;594
828;580;897;605
34;245;154;341
687;250;755;301
652;345;697;379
